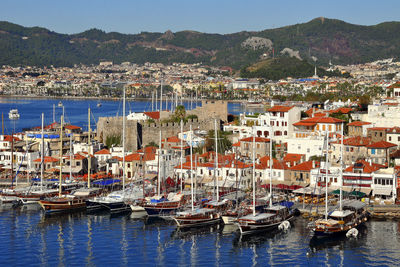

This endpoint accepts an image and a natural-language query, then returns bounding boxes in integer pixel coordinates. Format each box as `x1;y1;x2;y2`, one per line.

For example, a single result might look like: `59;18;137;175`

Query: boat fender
346;228;358;238
278;220;291;231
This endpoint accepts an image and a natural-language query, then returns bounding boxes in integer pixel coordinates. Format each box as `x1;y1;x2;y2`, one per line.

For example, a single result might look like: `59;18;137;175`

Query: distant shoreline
0;95;244;103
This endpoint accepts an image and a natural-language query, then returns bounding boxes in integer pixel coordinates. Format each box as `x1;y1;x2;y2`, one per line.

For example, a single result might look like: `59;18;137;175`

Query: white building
310;162;342;188
286;136;325;160
371;168;396;200
255;105;301;141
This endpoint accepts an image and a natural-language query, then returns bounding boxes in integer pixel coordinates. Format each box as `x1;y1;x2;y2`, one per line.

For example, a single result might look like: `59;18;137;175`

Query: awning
373;188;393;196
359;188;372;195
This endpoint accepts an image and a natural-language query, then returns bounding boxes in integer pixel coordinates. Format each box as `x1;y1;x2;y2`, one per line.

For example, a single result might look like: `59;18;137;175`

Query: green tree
174;105;186;121
205;130;232;154
105;135;121;148
146;141;158;147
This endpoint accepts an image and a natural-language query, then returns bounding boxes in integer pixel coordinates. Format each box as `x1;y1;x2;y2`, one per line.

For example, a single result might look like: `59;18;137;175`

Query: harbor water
1;97;400;266
0;97;247;134
0;205;399;266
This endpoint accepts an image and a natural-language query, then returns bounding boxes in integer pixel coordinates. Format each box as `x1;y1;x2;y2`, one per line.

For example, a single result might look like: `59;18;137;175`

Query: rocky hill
0;17;399;68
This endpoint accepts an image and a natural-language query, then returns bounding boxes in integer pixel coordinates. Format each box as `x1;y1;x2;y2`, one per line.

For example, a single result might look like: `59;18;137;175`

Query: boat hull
238;215;294;235
313;217;368;238
222;215;237;225
100;201;131;213
173;215;221;228
144;206;181;217
39;199;86;213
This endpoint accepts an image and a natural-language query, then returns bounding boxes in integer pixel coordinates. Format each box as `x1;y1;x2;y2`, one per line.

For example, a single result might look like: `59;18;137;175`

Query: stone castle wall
96;100;228;151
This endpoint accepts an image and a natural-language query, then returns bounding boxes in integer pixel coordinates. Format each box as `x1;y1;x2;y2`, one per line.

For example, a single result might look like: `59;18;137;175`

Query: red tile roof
294;116;344;125
34;156;59;163
256;156;288;170
162;136;182;143
240;137;270;143
344;160;385;173
267;105;293;112
144;111;160;120
3;135;21;142
283;153;304;162
289;161;320;171
64;125;81;130
367;141;397;149
347;121;371;126
232;142;241;147
137;146;157;154
305;108;320;116
329;107;353;114
124;152;155;162
95;149;111;155
332;136;372;146
292;122;316;127
368;127;391;131
387;127;400;134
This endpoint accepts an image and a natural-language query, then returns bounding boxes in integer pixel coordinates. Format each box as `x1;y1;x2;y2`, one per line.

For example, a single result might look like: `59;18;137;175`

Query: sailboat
38;115;87;213
18;114;58;205
311;126;369;238
173;124;222;228
91;87;137;213
236;129;295;235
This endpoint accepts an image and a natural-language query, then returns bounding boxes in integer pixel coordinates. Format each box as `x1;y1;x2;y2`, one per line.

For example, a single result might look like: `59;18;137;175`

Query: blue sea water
0;206;399;266
0;97;244;134
2;97;400;266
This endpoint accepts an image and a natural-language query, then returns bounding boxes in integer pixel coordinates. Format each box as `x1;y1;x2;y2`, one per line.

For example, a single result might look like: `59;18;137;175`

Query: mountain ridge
0;17;399;68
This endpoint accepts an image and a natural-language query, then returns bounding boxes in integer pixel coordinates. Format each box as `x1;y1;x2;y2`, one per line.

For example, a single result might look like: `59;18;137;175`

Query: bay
0;206;399;266
0;97;245;134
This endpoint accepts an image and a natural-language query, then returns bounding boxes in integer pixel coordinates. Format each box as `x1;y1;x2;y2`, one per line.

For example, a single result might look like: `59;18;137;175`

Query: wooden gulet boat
311;126;369;238
173;124;222;228
236;131;295;235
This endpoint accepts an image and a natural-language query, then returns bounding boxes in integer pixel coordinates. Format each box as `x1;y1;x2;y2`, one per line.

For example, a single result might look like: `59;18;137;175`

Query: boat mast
340;123;344;211
324;133;329;220
190;124;194;211
235;146;239;210
59;115;63;197
252;130;256;216
157;130;161;196
269;130;273;208
151;91;154;112
70;130;73;182
160;79;163;112
53;104;55;123
41;113;44;192
214;119;219;201
2;112;4;135
180;119;183;192
122;86;126;193
87;107;91;188
11;131;14;187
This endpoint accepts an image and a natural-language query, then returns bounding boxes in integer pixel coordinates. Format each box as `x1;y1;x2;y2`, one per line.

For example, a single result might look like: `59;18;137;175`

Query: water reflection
170;225;221;241
86;216;93;267
308;224;367;256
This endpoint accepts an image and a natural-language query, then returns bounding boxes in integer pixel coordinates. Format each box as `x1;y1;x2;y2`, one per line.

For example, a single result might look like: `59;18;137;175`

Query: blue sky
1;0;399;34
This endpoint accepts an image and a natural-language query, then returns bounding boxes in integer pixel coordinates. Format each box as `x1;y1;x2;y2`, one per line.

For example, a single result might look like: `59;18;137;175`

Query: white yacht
8;109;20;120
